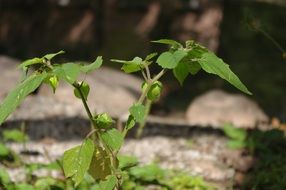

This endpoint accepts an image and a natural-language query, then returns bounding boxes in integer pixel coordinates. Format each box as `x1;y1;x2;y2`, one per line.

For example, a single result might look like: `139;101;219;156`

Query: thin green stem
137;69;166;104
73;82;118;176
122;69;166;137
141;69;148;81
72;83;95;126
136;99;152;138
144;64;151;80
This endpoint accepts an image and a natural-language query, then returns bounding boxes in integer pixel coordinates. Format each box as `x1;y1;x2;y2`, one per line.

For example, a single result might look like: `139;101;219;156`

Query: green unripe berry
141;81;163;101
148;81;162;101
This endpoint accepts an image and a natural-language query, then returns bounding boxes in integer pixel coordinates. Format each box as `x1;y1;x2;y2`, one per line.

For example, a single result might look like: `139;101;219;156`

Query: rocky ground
5;129;253;189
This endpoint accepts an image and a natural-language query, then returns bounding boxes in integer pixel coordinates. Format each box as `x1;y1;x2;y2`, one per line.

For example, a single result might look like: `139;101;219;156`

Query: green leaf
198;52;252;95
19;51;64;71
0;167;11;185
152;39;182;48
88;147;112;180
188;62;201;75
92;175;117;190
0;143;10;156
53;63;81;84
74;81;90;101
19;57;43;70
93;113;114;128
80;56;103;73
125;115;136;130
63;138;94;186
145;53;158;61
98;175;117;190
43;50;65;60
34;177;58;190
156;52;174;69
156;50;187;69
0;73;47;125
118;155;138;169
129;104;146;123
61;63;81;84
101;128;123;151
223;123;247;141
173;61;189;85
227;140;246;149
111;57;143;73
3;129;28;143
129;164;165;182
15;183;35;190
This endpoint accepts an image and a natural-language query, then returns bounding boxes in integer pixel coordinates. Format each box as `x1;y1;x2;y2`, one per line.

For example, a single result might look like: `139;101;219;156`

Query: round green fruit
147;81;162;101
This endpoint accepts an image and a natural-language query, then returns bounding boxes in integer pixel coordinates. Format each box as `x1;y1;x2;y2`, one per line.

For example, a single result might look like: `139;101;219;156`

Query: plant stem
136;99;152;138
72;83;94;124
122;69;166;137
72;82;97;140
144;64;151;80
137;69;166;104
73;82;118;175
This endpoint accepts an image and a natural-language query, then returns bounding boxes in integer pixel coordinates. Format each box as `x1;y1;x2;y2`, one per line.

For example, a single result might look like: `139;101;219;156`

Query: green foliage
173;61;191;85
88;147;112;180
63;139;94;186
223;123;247;149
55;63;81;84
152;39;183;48
19;50;64;71
129;164;165;182
0;39;251;189
125;115;136;131
152;39;251;94
92;175;117;190
168;174;215;190
129;104;146;124
0;167;11;185
0;143;10;156
121;160;216;190
242;129;286;189
101;128;123;151
198;52;252;95
80;56;103;73
117;155;138;170
0;73;47;125
2;129;28;143
156;50;187;69
111;57;144;73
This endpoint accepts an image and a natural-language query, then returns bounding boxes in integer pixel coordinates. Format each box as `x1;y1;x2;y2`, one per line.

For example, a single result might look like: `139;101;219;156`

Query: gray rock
186;90;269;129
0;55;22;100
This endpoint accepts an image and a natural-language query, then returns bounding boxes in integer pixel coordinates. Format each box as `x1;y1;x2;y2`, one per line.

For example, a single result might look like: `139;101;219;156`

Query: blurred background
0;0;285;120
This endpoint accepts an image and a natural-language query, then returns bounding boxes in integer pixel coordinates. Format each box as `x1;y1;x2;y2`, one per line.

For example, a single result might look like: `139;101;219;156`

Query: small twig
136;99;152;138
141;69;148;81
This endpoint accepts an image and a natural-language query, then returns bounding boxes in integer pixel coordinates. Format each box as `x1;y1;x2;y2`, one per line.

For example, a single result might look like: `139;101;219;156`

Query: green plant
0;128;26;168
222;123;286;189
0;39;251;188
223;123;248;149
